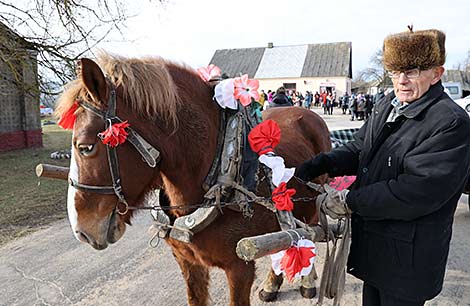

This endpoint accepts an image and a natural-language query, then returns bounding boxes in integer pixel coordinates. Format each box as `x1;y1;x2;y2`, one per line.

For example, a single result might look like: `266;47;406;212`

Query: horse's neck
158;89;220;208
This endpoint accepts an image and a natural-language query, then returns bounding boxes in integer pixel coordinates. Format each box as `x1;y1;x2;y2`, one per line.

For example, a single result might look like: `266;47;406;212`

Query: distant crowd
258;86;386;121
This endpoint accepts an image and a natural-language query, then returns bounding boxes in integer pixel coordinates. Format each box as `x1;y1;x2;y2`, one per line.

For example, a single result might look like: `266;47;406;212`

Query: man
295;28;470;306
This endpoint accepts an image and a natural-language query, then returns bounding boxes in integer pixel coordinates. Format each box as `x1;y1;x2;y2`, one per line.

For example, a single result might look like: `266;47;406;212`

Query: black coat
326;82;470;301
271;93;292;108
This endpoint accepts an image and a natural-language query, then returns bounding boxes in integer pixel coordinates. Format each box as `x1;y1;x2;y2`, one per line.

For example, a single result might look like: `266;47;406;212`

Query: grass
0;118;72;245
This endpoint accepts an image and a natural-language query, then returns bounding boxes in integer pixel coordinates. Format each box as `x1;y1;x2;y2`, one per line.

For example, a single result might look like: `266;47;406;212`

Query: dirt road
1;110;469;306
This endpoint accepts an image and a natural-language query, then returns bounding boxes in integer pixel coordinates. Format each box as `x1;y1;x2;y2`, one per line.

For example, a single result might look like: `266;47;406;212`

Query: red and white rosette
248;119;294;186
270;239;316;281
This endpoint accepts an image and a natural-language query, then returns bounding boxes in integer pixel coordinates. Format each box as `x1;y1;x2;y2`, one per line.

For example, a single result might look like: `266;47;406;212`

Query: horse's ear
80;58;108;104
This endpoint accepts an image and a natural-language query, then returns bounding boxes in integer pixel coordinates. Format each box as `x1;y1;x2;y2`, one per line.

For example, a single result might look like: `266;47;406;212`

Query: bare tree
356;49;392;89
0;0;164;104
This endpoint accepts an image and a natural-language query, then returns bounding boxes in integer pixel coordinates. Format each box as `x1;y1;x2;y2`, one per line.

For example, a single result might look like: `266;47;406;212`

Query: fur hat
383;28;446;71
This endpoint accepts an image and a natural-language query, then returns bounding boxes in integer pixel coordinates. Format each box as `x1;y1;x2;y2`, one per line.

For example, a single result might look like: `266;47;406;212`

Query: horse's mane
56;52;192;127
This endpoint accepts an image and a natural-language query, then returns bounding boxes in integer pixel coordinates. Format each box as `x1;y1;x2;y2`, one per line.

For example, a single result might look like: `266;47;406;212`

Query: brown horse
56;53;331;306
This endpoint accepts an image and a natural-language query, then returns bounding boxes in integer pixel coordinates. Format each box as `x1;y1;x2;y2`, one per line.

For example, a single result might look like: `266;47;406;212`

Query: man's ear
431;66;445;85
80;58;108;104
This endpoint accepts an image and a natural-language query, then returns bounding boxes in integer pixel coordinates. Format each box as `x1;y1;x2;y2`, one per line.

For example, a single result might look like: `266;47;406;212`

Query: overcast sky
103;0;469;77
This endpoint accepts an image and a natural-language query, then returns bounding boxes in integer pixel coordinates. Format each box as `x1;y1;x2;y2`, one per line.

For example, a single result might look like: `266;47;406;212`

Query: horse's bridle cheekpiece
68;82;161;215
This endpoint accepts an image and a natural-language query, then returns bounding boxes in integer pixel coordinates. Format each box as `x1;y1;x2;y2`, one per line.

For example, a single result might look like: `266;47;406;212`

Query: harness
69;80;295;243
68;82;161;215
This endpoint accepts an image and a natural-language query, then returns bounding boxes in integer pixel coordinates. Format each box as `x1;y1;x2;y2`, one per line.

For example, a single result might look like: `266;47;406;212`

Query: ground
0;118;71;245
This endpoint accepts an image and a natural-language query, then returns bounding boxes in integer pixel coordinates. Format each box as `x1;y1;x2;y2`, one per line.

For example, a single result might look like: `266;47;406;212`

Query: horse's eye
77;144;96;156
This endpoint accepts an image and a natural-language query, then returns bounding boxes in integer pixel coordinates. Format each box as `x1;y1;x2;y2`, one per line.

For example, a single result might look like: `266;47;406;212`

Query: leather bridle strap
69;83;161;214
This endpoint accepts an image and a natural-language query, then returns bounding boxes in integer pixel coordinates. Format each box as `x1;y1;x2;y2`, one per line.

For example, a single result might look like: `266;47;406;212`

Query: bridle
69;82;161;215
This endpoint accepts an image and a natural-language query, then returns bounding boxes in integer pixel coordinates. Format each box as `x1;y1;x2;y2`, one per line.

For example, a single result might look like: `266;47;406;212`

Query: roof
0;21;36;50
442;69;470;91
209;42;352;79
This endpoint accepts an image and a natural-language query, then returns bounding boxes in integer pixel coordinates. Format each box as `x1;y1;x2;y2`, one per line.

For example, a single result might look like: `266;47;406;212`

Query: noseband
69;83;161;214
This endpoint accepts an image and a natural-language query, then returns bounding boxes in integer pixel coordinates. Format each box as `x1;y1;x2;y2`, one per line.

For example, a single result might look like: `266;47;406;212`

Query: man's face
392;67;444;103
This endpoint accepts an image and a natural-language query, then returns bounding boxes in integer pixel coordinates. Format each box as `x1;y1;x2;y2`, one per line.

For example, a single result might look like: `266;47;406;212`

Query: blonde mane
56;52;182;126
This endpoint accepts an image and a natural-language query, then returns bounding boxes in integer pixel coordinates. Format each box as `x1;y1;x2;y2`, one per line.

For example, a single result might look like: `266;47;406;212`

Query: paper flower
259;154;294;187
271;239;316;282
233;74;260;106
213;79;238;109
248;119;281;155
281;242;316;281
271;182;296;211
98;121;130;147
197;64;221;82
329;175;356;191
57;102;79;130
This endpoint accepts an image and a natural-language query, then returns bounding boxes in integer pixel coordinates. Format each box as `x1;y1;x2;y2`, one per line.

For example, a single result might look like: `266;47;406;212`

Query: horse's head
58;56;180;250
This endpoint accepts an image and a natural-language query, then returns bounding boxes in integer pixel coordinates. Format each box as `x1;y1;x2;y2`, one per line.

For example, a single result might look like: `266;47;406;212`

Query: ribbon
57;102;79;130
271;182;296;211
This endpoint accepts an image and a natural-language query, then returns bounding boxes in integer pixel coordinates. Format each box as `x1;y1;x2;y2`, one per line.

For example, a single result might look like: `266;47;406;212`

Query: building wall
0;47;42;152
258;76;351;97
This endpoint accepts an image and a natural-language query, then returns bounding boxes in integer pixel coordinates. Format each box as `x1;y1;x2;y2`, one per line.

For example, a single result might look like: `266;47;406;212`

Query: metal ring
117;201;129;215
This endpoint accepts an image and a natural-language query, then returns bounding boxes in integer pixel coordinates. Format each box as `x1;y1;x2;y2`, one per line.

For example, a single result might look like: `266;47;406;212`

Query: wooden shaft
236;224;341;261
35;163;69;181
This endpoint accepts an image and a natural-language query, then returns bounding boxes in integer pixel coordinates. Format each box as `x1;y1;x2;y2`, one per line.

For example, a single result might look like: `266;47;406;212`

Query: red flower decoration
272;182;296;211
280;245;316;282
329;175;356;191
58;102;79;130
233;74;260;106
248;119;281;155
98;121;130;147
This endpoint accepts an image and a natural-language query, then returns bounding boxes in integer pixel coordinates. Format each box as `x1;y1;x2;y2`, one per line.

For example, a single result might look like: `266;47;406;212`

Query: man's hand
316;184;351;219
294;153;332;182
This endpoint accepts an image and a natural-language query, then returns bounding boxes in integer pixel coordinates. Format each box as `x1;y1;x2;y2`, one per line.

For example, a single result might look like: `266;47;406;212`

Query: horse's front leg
300;262;318;298
258;267;283;302
172;248;210;306
224;260;255;306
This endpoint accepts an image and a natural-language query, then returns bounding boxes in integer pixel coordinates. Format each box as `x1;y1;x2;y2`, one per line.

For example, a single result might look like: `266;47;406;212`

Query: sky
103;0;469;77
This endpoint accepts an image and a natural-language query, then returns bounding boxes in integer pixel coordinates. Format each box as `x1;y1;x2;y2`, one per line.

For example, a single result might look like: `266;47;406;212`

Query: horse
56;53;331;306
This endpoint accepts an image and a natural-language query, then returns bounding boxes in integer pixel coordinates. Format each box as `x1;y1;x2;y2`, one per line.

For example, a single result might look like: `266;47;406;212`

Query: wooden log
236;224;343;261
35;163;69;181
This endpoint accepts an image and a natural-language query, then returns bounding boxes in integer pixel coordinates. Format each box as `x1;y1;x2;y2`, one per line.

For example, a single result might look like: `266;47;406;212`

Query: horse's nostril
76;231;90;244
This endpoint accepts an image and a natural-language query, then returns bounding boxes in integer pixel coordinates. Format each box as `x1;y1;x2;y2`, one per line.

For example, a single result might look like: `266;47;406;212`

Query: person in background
314;91;320;107
342;93;350;114
349;93;358;120
304;91;313;109
270;86;293;108
295;28;470;306
375;87;385;105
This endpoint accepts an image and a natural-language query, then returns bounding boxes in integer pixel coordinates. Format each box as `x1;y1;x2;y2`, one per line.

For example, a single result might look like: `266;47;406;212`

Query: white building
209;42;352;97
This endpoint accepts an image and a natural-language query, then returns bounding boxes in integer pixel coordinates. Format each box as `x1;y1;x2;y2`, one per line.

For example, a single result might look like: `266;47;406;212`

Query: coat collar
398;81;444;119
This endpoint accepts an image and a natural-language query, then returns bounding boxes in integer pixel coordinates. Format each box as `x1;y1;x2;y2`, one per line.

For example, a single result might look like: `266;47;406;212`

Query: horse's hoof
258;289;278;302
300;286;317;299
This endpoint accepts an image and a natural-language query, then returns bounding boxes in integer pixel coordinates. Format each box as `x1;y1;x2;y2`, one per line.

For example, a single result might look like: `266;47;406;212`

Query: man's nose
398;73;409;84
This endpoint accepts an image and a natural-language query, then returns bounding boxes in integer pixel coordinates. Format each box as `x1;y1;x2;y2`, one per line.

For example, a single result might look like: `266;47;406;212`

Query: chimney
267;42;273;48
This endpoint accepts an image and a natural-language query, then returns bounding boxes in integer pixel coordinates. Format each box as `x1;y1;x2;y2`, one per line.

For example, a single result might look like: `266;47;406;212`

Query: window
283;83;296;91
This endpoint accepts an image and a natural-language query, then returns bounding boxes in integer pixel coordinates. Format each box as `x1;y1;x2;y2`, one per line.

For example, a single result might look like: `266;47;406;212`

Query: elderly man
295;28;470;306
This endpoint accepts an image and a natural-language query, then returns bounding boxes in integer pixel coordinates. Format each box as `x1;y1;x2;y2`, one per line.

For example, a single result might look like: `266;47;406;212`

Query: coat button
362;167;368;173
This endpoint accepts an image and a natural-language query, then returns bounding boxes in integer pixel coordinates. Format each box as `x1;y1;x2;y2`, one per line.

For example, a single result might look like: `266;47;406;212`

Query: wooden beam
35;163;69;180
236;224;343;261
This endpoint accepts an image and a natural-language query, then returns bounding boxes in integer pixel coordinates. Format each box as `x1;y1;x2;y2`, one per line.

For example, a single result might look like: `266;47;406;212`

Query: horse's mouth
106;208;125;244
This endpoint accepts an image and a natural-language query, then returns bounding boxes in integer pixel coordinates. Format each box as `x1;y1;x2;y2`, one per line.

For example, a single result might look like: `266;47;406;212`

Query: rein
69;82;161;215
